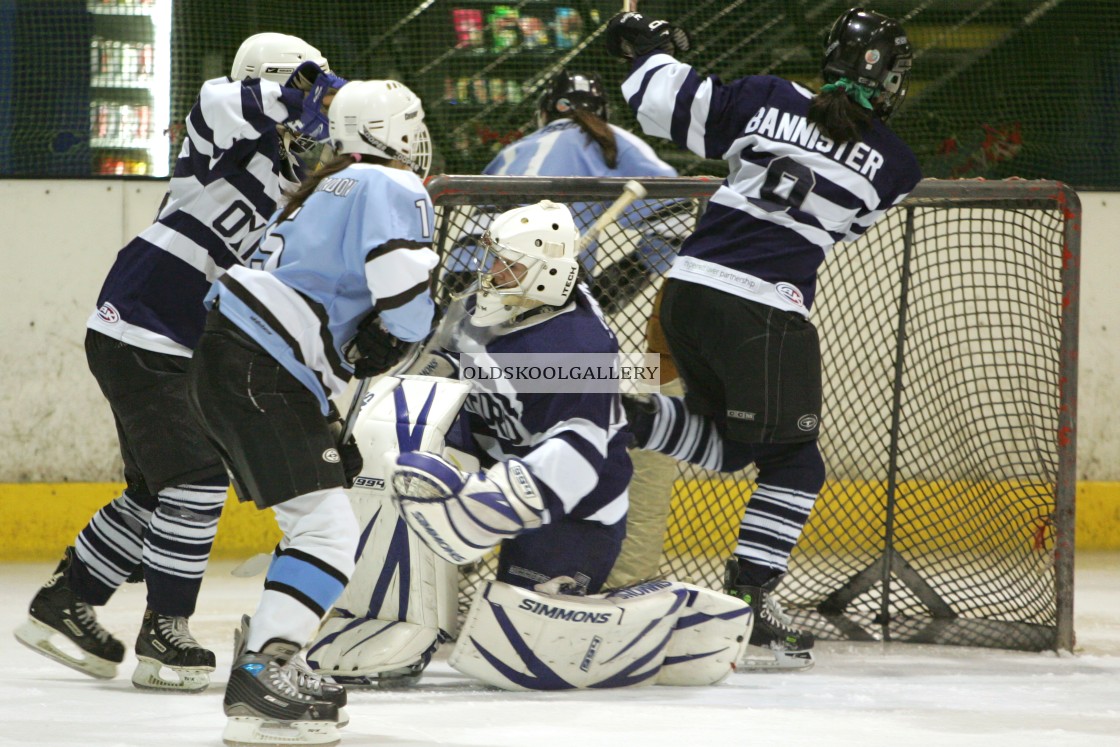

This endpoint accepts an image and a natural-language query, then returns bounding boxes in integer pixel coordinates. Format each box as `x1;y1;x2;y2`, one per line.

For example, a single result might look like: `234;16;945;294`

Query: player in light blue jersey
607;7;921;670
442;69;685;315
15;33;345;694
186;79;437;746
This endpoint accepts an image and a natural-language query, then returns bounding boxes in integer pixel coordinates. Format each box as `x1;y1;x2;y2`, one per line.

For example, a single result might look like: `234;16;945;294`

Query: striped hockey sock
143;480;227;616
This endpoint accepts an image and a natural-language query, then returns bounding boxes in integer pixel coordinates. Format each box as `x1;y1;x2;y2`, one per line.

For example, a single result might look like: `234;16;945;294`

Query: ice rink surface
2;553;1118;747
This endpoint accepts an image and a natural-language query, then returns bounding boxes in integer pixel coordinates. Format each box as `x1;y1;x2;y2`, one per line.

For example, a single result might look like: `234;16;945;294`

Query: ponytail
569;109;618;169
808;79;875;144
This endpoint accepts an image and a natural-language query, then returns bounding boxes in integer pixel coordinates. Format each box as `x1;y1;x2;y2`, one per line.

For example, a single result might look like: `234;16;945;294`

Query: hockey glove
605;12;690;60
345;312;410;379
292;63;348;143
286;60;325;92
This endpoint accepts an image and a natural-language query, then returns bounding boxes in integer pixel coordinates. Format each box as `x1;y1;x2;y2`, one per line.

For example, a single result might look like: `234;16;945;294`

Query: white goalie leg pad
393;455;546;565
306;495;457;679
651;583;753;686
307;376;474;680
449;579;692;691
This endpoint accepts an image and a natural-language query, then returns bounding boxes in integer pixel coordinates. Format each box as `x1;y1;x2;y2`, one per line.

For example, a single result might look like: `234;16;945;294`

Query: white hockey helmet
471;201;581;327
230;32;330;84
329;80;432;178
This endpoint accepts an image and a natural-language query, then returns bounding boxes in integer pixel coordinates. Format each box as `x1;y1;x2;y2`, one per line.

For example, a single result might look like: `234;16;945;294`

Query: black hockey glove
327;401;364;489
605;12;690;60
345;312;410;379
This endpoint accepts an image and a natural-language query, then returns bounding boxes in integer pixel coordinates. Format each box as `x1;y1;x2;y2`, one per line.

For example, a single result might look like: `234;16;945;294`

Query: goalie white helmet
471;201;580;327
329;80;432;178
230;32;329;84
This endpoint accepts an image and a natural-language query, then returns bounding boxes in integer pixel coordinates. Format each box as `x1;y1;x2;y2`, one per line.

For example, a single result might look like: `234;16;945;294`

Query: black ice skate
225;617;345;745
725;560;815;672
13;546;125;679
233;615;349;728
132;608;216;692
289;652;349;712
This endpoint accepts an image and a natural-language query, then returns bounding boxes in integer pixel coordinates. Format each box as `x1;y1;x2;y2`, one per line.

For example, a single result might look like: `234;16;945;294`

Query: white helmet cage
329;80;432;178
471;201;581;327
230;32;330;84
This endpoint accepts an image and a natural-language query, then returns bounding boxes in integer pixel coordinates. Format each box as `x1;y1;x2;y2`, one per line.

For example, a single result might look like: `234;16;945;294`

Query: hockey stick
338;335;428;443
579;179;648;253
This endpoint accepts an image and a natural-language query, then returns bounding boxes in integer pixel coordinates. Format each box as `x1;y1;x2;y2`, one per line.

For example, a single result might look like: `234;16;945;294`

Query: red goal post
425;175;1080;652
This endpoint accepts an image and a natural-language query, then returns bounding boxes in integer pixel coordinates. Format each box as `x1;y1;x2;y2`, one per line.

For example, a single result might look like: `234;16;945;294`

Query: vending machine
87;0;171;176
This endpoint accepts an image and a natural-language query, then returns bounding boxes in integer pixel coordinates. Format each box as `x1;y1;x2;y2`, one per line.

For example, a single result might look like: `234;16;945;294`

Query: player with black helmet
441;68;684;315
606;7;921;671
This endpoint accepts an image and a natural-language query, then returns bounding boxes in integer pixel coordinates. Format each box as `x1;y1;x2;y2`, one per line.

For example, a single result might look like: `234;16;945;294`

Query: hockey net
425;175;1080;652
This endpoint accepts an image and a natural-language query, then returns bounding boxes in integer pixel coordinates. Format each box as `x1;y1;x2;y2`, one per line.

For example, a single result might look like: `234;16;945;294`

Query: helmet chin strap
358;130;424;176
499;299;571;330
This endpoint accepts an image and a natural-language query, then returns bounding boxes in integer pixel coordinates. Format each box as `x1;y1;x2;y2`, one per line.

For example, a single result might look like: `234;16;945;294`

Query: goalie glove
605;12;690;60
391;452;546;565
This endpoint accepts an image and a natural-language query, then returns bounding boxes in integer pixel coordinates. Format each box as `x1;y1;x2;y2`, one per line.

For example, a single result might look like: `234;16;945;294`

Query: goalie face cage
425;176;1080;652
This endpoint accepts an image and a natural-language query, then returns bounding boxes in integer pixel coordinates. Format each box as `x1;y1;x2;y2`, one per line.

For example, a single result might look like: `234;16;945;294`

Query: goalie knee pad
449;579;752;690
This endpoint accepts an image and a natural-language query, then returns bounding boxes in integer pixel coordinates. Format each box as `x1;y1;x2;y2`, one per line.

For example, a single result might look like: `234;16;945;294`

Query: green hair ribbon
820;77;876;110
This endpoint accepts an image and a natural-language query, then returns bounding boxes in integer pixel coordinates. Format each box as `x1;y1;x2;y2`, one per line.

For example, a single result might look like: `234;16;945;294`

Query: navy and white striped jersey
444;288;632;526
444;118;681;274
622;53;921;313
209;163;438;414
87;76;305;355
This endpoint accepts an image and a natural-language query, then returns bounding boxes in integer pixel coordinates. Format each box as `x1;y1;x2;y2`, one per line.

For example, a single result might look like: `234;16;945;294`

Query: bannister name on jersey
744;106;885;180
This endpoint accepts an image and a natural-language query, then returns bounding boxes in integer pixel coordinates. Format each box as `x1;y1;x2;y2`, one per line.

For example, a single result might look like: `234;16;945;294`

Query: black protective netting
1;1;1118;184
428;176;1077;651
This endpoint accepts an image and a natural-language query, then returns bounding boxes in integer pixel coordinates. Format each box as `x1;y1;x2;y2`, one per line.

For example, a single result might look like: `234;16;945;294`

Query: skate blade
331;665;424;690
230;553;273;578
13;618;118;680
131;657;213;693
222;716;340;747
736;644;815;673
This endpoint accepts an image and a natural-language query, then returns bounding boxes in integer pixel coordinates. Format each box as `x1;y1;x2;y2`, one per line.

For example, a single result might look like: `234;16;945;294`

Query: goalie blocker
451;579;753;690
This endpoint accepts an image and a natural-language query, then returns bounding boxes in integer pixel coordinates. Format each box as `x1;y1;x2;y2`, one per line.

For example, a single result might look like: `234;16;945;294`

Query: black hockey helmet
538;70;609;123
822;7;912;119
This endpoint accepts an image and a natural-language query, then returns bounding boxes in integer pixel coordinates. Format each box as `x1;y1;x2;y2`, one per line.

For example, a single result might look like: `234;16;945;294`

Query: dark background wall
2;0;1117;187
